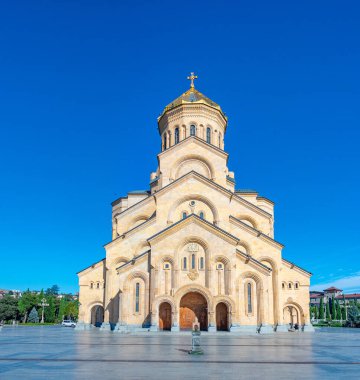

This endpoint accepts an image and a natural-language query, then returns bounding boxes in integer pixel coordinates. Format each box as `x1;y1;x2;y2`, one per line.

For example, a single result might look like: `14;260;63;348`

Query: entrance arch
90;305;104;327
180;292;208;331
159;302;172;331
216;302;228;331
283;305;299;327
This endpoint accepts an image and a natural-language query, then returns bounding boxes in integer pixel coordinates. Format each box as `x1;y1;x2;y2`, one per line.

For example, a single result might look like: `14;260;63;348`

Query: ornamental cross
38;298;49;324
187;72;198;88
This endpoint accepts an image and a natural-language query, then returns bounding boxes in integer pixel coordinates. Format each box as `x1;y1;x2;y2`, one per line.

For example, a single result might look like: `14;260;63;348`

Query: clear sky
0;1;359;294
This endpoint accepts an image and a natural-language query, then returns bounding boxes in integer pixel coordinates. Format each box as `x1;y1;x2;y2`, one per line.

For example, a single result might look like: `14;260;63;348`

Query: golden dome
158;87;227;121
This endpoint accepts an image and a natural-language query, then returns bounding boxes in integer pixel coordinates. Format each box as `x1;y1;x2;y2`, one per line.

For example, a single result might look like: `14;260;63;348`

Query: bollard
189;329;203;355
188;317;203;355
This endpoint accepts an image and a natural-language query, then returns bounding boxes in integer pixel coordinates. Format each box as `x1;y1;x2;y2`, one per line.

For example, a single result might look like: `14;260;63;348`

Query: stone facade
77;80;314;333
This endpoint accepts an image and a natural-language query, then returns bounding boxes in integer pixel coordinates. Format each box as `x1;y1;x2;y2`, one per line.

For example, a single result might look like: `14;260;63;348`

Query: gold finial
187;72;198;88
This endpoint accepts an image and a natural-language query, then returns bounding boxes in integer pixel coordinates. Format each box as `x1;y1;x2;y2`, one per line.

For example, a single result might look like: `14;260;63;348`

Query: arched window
190;125;196;136
175;128;179;144
96;282;100;289
135;282;140;313
218;132;222;148
199;257;204;270
288;283;292;289
295;282;299;289
206;127;211;143
182;211;187;219
247;283;252;314
282;282;285;289
164;134;167;150
90;282;93;289
183;257;187;270
191;254;196;269
199;211;204;219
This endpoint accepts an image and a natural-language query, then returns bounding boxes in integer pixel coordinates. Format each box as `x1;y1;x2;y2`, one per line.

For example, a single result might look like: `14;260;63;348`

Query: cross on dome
187;72;198;88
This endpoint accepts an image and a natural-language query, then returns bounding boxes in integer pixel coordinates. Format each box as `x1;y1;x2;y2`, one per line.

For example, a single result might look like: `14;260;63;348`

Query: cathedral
76;74;314;333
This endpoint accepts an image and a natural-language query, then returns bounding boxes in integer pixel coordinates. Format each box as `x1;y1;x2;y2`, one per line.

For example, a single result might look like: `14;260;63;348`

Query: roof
324;286;343;292
159;87;226;121
335;293;360;299
236;189;258;193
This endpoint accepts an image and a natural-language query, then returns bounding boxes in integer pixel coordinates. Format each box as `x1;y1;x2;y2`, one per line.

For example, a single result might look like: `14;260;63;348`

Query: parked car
61;320;76;327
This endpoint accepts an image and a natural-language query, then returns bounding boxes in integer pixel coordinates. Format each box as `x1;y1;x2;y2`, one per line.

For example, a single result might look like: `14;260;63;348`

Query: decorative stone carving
187;270;199;281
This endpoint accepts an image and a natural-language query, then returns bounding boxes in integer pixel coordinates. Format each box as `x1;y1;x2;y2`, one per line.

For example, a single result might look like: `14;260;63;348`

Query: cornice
158;103;227;130
282;258;312;277
147;214;239;245
116;250;150;272
77;258;106;276
229;216;284;249
104;215;157;248
111;193;155;219
157;135;228;161
236;249;272;275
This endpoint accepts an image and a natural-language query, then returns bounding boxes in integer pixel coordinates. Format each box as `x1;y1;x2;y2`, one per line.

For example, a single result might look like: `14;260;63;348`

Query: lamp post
38;298;49;324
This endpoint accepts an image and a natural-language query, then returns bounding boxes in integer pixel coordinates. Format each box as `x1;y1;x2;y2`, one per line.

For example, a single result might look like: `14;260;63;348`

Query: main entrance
90;305;104;327
180;292;208;331
216;302;228;331
159;302;172;330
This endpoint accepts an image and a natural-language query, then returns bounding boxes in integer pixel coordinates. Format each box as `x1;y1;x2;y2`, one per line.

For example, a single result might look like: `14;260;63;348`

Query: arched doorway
283;306;299;327
180;292;208;331
159;302;172;331
216;302;228;331
90;305;104;327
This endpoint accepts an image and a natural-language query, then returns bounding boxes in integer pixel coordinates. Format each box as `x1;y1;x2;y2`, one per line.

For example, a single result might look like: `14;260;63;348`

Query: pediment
147;214;239;246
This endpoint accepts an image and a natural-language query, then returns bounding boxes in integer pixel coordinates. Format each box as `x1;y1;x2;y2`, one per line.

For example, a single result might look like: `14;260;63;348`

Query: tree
341;306;347;320
18;290;38;323
347;305;360;327
44;296;56;323
0;295;18;322
45;285;59;296
64;300;79;320
326;302;331;321
331;296;336;320
314;305;319;319
319;298;324;319
336;300;342;321
28;307;39;323
58;298;67;322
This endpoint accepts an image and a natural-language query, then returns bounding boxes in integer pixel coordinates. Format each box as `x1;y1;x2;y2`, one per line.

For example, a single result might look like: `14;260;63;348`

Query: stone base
74;322;93;331
99;322;112;331
229;325;258;334
275;324;289;332
259;324;273;334
149;324;158;332
208;324;216;332
171;325;180;332
302;324;315;332
230;324;242;333
113;323;128;333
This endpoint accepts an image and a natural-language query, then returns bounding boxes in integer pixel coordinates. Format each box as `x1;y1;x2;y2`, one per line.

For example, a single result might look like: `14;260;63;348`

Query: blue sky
0;1;359;294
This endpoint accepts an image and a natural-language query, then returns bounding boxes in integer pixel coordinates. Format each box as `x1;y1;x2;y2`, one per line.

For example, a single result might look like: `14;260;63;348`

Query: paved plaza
0;326;359;379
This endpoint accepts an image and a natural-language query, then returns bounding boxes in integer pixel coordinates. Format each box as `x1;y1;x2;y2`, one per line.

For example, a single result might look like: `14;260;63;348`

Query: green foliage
28;307;39;323
44;296;56;323
331;296;336;320
18;290;38;323
336;300;342;320
341;306;347;320
319;298;324;319
326;302;331;321
45;285;59;296
64;300;79;320
347;305;360;326
314;305;319;319
0;295;18;321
